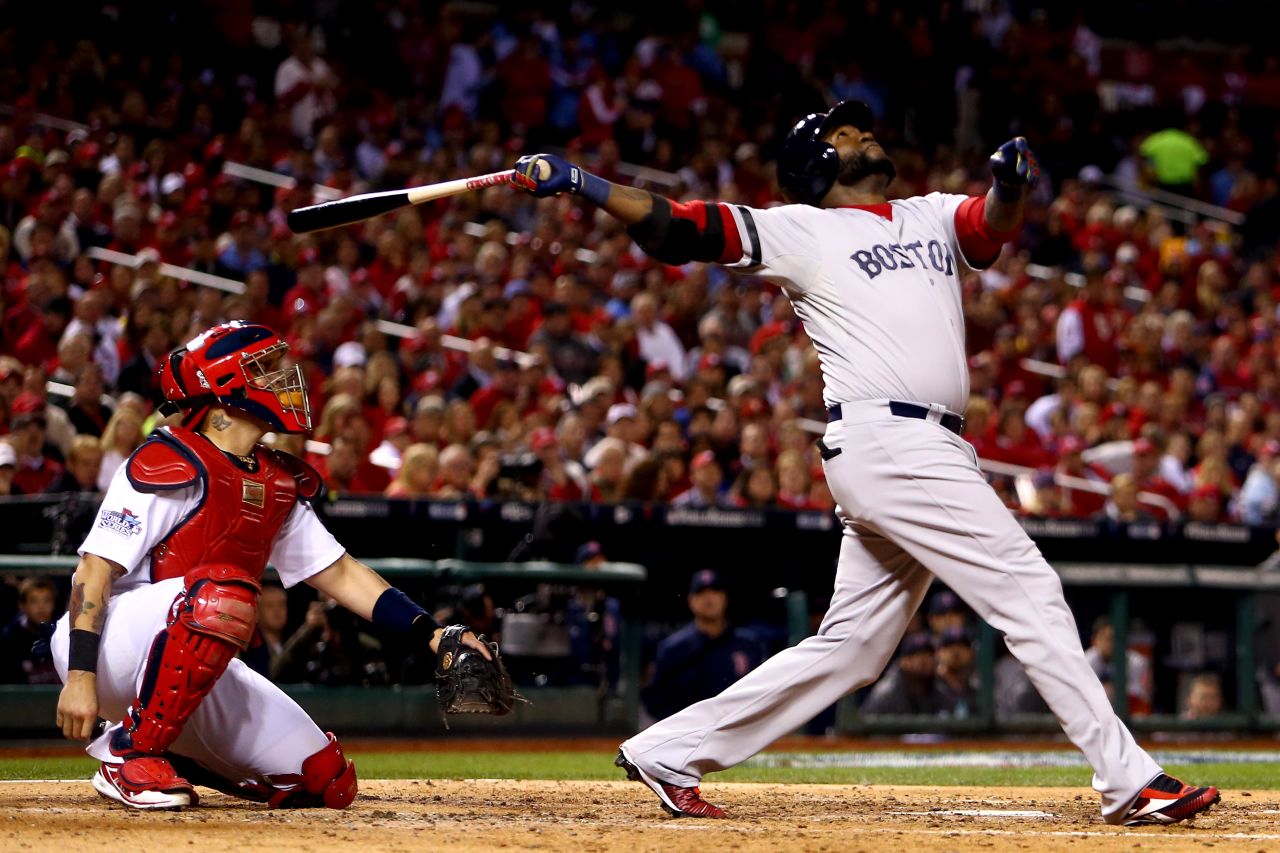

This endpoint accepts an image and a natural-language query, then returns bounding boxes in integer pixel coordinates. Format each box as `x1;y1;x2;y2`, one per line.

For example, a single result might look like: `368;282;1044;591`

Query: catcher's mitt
434;624;519;718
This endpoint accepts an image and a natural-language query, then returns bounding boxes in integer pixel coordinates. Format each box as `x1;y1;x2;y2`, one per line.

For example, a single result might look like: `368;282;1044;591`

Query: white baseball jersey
80;462;346;594
721;194;987;414
622;191;1168;822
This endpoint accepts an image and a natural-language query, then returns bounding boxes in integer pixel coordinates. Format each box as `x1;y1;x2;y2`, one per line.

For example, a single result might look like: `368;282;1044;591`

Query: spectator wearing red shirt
1131;437;1187;519
318;435;384;494
7;392;63;494
775;450;812;510
1055;435;1108;516
1186;484;1224;523
282;247;328;322
496;34;552;135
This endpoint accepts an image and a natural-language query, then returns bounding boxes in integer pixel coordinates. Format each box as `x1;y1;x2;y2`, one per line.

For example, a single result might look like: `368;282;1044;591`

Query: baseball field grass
2;750;1277;788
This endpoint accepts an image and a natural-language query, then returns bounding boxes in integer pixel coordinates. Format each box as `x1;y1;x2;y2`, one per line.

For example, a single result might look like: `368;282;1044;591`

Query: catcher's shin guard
263;732;358;809
121;566;260;755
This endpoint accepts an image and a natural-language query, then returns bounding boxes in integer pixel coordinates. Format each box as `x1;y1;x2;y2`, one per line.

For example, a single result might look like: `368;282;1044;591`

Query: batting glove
989;137;1040;201
511;153;611;204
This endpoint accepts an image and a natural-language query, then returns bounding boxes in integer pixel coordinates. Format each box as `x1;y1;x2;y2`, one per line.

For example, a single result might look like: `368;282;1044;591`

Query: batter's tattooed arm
600;183;656;225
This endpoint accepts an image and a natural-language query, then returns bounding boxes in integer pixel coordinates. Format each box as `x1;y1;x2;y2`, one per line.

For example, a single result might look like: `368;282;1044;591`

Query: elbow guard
627;195;730;266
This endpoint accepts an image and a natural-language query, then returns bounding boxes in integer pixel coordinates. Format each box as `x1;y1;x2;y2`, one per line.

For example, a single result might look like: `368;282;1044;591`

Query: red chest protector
125;426;325;583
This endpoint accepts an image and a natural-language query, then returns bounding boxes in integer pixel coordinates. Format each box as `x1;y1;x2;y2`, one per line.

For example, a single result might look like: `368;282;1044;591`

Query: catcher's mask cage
158;321;312;433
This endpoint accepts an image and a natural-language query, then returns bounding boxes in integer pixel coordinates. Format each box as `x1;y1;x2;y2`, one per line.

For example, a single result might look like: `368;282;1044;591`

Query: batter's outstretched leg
619;525;932;814
830;416;1217;824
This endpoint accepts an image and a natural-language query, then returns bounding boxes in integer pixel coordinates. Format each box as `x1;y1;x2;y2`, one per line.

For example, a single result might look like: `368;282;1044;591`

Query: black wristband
68;629;101;673
372;587;437;634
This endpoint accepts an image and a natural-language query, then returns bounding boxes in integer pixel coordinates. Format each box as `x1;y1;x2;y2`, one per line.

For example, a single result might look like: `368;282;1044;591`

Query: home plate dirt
2;780;1273;852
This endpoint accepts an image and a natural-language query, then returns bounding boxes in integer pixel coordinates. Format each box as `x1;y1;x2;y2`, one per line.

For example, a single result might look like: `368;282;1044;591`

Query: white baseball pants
621;400;1161;822
52;576;330;782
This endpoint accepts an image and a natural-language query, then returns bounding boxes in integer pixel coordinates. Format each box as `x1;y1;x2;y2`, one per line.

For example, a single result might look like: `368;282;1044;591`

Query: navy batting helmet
777;100;876;205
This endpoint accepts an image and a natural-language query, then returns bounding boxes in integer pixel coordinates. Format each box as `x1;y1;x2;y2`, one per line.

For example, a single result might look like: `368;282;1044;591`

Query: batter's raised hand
511;154;612;204
989;137;1039;199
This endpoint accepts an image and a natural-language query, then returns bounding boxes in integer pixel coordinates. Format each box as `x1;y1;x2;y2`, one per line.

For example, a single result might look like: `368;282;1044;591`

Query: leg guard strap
265;733;358;809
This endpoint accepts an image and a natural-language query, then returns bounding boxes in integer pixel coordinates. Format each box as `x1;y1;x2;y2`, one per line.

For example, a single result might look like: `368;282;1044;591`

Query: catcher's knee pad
124;567;261;755
265;732;358;809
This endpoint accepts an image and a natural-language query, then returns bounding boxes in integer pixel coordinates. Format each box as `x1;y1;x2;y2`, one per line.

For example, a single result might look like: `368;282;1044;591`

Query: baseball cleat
615;748;725;818
1121;774;1219;825
92;757;198;810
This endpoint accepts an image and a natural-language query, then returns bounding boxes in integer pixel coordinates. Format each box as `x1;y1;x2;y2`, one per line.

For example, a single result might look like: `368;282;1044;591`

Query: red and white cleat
92;757;199;810
615;748;726;819
1122;774;1220;825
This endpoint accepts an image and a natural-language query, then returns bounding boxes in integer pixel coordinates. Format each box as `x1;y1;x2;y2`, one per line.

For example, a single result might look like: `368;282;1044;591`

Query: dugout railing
1;494;1278;736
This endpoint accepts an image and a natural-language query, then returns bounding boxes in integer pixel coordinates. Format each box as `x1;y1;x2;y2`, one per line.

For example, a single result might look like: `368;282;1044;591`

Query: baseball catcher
52;321;502;809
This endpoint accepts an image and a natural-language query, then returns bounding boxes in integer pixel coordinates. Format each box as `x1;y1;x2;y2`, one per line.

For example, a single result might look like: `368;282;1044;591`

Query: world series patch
98;507;141;538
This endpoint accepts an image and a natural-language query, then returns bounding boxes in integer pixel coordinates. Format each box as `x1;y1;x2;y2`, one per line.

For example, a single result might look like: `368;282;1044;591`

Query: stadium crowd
2;1;1280;531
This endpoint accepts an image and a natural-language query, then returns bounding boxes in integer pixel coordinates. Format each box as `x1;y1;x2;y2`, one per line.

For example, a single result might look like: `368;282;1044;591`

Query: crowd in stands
2;2;1280;532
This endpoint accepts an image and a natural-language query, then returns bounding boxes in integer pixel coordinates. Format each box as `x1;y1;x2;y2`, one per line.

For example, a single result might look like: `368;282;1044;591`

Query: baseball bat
286;169;516;233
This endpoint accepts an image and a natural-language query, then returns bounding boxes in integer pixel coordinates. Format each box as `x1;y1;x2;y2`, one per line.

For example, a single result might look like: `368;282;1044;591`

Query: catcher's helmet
158;321;311;433
777;100;876;205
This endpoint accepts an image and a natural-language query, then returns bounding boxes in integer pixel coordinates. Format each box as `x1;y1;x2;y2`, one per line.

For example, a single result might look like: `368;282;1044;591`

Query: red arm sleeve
954;195;1020;268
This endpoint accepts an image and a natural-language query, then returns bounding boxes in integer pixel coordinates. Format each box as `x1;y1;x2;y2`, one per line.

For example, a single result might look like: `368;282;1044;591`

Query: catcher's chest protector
127;426;306;583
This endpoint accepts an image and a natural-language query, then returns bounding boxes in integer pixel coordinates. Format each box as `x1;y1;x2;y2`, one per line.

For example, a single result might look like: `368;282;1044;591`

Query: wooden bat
286;169;517;233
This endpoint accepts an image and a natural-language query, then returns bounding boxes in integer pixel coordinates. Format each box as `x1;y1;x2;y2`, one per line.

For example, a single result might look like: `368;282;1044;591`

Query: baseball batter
52;321;494;809
511;101;1219;826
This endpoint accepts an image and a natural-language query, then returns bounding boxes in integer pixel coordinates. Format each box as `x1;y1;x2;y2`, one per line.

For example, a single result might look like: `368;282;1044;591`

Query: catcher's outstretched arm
307;553;491;658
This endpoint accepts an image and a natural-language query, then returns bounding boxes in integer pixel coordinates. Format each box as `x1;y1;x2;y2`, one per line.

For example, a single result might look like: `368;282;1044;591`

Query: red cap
1133;437;1156;455
1003;379;1028;398
530;427;557;451
11;391;44;416
157;211;179;231
740;398;768;419
384;416;409;438
646;360;670;378
297;247;321;266
698;353;724;371
1190;484;1222;501
1060;435;1084;455
1101;402;1129;421
691;449;718;471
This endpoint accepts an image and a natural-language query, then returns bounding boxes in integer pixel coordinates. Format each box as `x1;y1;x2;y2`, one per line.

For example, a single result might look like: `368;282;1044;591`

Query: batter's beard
836;148;897;186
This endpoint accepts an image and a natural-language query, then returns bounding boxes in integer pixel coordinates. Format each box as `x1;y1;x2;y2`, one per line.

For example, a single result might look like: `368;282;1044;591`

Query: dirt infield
3;779;1273;852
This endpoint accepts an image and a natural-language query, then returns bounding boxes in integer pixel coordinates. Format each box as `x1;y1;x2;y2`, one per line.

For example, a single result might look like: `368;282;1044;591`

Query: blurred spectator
1139;123;1208;197
926;590;967;639
861;632;943;715
1100;473;1156;524
50;434;102;493
1083;616;1153;715
96;399;146;490
934;626;978;717
384;442;438;498
1238;440;1280;526
274;30;338;142
242;584;288;678
0;577;59;684
272;597;388;686
1180;673;1225;720
1187;484;1225;523
642;570;764;721
61;363;112;437
0;443;19;496
672;450;725;507
7;393;63;494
